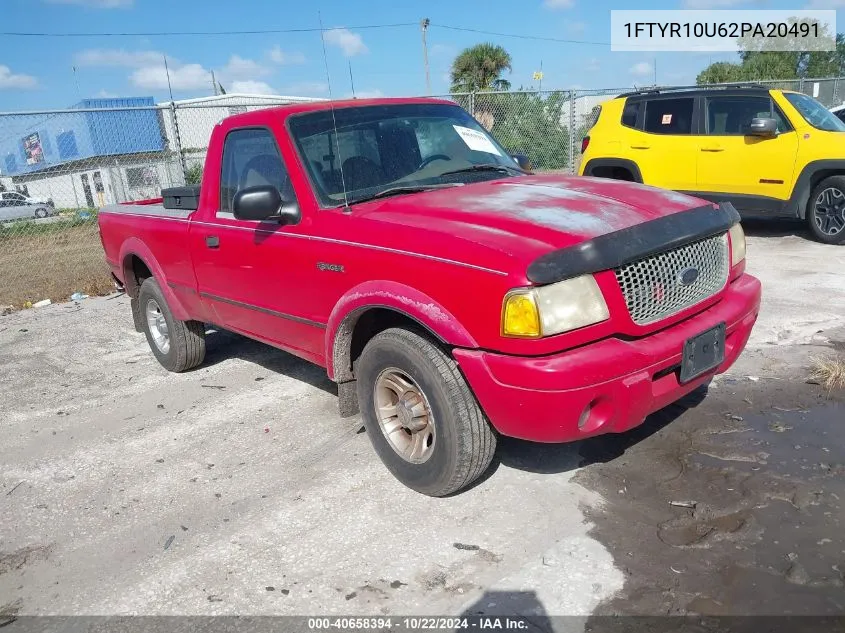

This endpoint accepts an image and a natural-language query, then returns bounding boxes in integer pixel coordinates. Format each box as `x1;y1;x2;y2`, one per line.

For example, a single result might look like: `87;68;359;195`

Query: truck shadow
200;326;710;486
202;327;337;396
741;217;813;241
458;590;555;632
470;385;711;490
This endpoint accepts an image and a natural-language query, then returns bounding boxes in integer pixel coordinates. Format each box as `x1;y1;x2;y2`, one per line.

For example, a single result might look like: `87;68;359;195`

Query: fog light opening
577;403;592;430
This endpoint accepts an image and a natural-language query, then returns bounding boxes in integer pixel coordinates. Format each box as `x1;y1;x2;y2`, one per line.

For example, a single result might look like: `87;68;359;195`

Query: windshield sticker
452;125;502;156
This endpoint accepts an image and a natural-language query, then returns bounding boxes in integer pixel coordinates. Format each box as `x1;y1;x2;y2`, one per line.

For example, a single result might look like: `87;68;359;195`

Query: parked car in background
830;103;845;124
99;97;760;496
580;85;845;244
0;191;55;221
0;190;53;208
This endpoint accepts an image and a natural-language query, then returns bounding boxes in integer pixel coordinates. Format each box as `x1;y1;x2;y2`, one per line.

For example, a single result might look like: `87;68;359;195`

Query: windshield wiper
348;183;461;205
439;163;522;177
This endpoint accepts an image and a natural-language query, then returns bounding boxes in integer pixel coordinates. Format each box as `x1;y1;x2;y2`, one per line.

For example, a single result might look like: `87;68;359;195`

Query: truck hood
356;174;710;261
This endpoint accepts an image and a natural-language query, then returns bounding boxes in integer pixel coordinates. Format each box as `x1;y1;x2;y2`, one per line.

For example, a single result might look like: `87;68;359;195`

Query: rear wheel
356;328;496;496
34;207;48;219
807;176;845;244
138;277;205;372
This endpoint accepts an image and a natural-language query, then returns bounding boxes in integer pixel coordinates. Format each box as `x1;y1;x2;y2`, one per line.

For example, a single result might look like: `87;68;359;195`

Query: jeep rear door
695;94;798;209
625;96;698;191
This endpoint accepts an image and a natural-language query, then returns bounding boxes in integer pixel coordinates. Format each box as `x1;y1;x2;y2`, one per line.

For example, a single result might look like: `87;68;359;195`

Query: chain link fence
1;77;844;309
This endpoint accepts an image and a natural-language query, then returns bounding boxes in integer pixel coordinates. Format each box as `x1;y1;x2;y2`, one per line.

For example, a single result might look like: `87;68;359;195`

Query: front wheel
138;277;206;372
807;176;845;244
34;207;48;219
356;328;496;496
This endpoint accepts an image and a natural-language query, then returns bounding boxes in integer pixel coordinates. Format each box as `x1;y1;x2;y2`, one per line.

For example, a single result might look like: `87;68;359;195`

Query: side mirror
746;117;777;137
511;153;533;173
233;185;300;225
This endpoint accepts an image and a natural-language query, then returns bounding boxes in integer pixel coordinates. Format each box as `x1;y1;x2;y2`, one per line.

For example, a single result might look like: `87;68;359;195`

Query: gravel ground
1;222;844;624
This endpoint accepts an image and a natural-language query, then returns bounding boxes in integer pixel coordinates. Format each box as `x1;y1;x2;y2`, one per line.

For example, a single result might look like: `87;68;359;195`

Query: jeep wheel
138;277;206;372
808;176;845;244
356;328;496;496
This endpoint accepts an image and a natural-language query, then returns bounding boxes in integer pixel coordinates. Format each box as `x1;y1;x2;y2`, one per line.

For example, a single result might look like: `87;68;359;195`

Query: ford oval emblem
677;267;699;286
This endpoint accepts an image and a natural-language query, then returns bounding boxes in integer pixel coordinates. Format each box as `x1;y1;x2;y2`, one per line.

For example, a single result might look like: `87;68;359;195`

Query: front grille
614;233;729;326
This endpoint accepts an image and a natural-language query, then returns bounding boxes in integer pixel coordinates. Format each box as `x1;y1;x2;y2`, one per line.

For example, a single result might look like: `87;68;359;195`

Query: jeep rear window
621;101;639;128
784;92;845;132
643;98;694;135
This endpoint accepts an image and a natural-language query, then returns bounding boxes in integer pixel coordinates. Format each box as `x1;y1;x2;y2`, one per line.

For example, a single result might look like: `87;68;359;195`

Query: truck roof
223;96;458;126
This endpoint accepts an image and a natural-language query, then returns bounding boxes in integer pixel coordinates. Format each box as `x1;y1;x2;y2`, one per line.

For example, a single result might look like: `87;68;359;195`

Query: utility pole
348;60;356;98
421;18;431;95
211;70;219;96
653;57;657;86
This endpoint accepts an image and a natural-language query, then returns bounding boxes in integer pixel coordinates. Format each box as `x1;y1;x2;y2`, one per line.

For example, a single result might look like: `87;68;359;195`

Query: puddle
575;385;845;616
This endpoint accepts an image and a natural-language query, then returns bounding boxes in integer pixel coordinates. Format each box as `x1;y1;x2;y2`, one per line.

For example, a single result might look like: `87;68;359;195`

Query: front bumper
454;273;761;443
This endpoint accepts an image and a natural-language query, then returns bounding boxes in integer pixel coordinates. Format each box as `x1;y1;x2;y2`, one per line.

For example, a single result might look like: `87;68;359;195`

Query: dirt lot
1;221;844;625
0;220;113;308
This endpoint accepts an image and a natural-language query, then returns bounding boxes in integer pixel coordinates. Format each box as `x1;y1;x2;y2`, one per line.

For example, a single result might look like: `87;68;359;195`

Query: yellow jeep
579;86;845;244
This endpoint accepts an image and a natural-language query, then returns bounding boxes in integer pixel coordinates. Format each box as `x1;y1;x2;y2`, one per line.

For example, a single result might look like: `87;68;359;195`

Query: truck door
190;127;325;364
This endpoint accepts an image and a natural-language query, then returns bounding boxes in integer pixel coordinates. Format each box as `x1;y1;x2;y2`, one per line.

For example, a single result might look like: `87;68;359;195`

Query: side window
643;98;694;135
706;96;788;135
219;128;292;214
621;101;640;129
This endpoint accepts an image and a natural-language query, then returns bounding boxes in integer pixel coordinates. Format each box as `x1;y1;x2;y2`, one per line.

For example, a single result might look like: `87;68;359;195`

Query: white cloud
0;65;38;89
268;47;306;65
95;89;119;98
45;0;132;7
586;57;600;72
286;81;329;95
229;80;276;95
630;61;653;77
74;48;163;67
348;89;384;99
543;0;575;9
221;55;271;79
566;21;587;35
323;28;368;57
131;63;212;90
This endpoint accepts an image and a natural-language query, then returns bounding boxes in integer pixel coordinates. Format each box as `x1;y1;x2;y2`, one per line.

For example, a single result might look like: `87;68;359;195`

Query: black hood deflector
526;202;741;285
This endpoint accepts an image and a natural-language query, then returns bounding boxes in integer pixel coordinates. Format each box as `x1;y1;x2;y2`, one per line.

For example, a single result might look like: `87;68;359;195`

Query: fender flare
325;280;478;383
582;158;643;183
118;237;191;321
787;159;845;219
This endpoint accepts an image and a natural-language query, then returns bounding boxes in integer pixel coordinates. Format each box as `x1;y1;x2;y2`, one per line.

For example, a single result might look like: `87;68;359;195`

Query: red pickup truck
99;97;761;496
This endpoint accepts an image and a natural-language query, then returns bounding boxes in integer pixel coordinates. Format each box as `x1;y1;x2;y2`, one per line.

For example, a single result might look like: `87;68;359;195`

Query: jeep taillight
581;136;590;153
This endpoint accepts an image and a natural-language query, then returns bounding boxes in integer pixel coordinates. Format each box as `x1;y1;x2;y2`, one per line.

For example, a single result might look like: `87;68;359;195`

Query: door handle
630;144;651;150
205;235;220;248
700;145;724;152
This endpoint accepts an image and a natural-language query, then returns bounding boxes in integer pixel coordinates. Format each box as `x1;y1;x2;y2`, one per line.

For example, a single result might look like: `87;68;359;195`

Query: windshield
784;92;845;132
287;103;521;207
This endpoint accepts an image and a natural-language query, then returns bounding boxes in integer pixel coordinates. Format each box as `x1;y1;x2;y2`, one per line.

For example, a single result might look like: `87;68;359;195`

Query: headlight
729;223;746;266
502;274;610;338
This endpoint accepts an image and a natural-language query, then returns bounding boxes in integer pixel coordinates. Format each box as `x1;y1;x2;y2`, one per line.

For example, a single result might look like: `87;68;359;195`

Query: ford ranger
98;97;761;496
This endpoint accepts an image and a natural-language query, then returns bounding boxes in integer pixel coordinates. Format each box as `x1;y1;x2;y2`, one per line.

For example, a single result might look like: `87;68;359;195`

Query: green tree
696;17;843;84
185;162;203;185
487;91;571;171
450;43;513;93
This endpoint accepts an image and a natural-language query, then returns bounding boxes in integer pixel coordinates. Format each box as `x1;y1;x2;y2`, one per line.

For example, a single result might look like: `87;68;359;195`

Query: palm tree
450;43;513;93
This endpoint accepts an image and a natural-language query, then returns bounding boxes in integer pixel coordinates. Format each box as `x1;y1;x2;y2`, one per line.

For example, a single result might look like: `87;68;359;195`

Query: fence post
568;90;576;174
168;101;187;183
835;77;840;106
469;92;475;118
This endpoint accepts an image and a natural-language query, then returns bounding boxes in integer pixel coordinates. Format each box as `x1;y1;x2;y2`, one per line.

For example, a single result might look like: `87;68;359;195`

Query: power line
0;22;417;37
432;23;610;46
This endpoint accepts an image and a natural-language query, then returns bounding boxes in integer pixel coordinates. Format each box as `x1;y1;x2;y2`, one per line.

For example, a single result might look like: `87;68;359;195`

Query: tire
356;328;496;496
137;277;206;372
34;207;48;219
807;176;845;244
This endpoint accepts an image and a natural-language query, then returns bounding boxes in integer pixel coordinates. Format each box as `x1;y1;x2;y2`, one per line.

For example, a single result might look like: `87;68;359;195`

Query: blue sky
1;0;844;110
